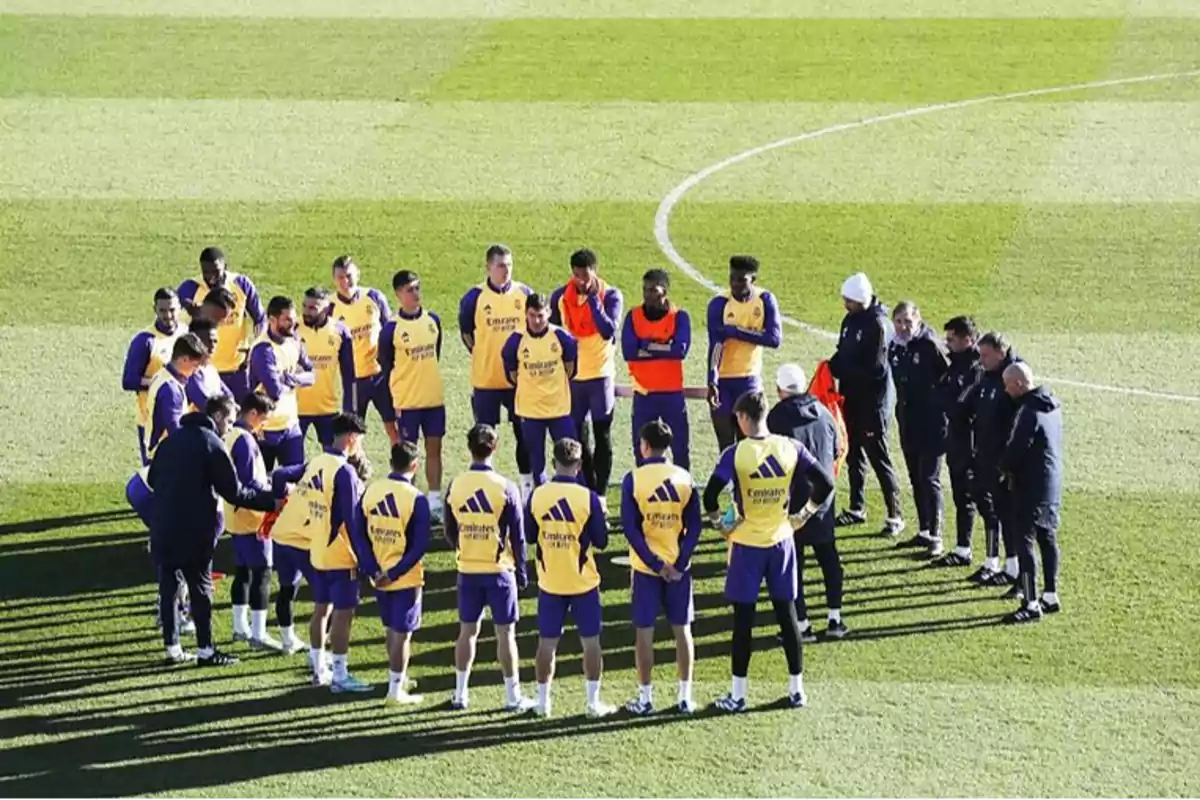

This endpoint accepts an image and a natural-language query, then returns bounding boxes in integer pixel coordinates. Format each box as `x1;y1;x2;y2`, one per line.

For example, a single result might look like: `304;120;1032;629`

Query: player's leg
717;543;765;712
272;544;307;654
453;573;485;708
766;538;805;706
970;469;1000;581
838;423;869;526
522;418;550;489
279;428;305;468
666;393;691;471
423;407;446;521
996;483;1020;584
489;572;530;710
1037;522;1061;612
572;381;596;489
631;394;650;467
328;573;368;692
935;450;976;568
576;588;613;717
813;539;847;638
922;449;946;555
373;378;399;446
898;422;927;539
711;410;737;453
308;570;333;685
187;559;226;665
590;378;615;501
231;562;251;642
627;572;662;715
534;591;567;716
384;588;423;705
246;538;278;650
666;571;696;712
793;537;815;641
158;563;190;662
1015;519;1039;609
864;421;904;535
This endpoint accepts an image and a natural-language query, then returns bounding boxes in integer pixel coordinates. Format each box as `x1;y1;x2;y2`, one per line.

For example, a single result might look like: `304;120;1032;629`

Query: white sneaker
250;633;284;652
232;630;250;643
179;619;197;636
598;497;610;517
927;538;945;558
312;670;332;688
585;701;618;719
533;703;551;718
384;691;424;707
504;696;537;712
281;637;307;655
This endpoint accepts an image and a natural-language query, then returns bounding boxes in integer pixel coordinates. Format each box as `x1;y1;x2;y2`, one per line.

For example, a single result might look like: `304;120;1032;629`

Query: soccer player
145;333;210;460
620;420;701;715
706;256;783;453
702;391;836;711
550;249;623;504
622;269;693;470
889;302;950;556
184;319;232;412
363;441;431;705
249;296;315;469
526;438;615;718
503;294;578;490
379;270;447;521
122;288;184;465
444;424;533;712
297;286;355;448
330;255;396;444
459;245;534;497
177;247;265;401
829;272;904;536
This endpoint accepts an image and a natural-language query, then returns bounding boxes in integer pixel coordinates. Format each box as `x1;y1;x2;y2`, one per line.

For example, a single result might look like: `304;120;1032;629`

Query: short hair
525;293;548;311
204;394;236;419
199;246;225;265
392;270;419;290
639;419;673;453
944;315;977;339
643;268;671;288
266;296;294;318
347;451;373;482
729;255;760;274
238;391;275;416
390;441;420;473
466;424;499;460
569;249;598;270
893;300;919;317
978;331;1011;354
172;333;208;361
331;412;367;437
331;254;357;272
304;286;330;302
553;438;583;468
188;318;216;342
486;244;512;263
201;287;236;311
733;390;769;423
154;287;178;303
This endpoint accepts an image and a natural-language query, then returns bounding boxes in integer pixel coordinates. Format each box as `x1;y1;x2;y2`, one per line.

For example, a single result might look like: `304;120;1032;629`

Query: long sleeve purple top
228;423;269;493
121;320;176;392
706;292;783;384
149;365;188;450
620;306;692;363
249;331;315;402
383;473;432;582
549;286;623;341
620;462;703;573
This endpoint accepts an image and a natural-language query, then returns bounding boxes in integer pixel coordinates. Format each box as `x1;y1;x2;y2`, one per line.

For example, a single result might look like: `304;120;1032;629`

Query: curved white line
653;69;1200;402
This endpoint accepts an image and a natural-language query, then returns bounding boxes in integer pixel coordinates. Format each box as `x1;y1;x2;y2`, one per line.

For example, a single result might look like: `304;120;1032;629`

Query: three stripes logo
646;478;681;504
369;493;401;518
540;497;576;523
749;455;786;480
457;489;495;515
308;473;325;492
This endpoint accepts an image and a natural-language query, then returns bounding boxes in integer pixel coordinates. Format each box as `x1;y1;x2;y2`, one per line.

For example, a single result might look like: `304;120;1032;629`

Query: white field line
653;69;1200;403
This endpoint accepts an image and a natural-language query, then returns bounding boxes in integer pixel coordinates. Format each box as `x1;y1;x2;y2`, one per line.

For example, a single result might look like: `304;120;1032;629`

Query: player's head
302;286;332;327
978;331;1011;372
638;419;673;461
237;391;276;434
267;296;297;338
841;271;873;314
642;268;671;312
390;440;421;477
892;300;922;342
153;287;181;333
733;390;769;437
776;363;807;400
199;247;227;288
197;287;235;325
466;423;499;463
347;449;373;482
485;244;513;286
525;293;550;332
331;412;368;454
204;394;237;437
1003;361;1035;399
392;270;421;311
171;333;209;378
332;254;360;296
943;315;977;354
729;255;759;297
188;318;219;357
552;437;583;477
569;249;598;291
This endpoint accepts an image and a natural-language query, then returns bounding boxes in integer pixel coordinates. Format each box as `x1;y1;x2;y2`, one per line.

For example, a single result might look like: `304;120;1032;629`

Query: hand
373;571;392;588
707;384;720;410
516;573;529;592
587;277;600;296
659;563;682;582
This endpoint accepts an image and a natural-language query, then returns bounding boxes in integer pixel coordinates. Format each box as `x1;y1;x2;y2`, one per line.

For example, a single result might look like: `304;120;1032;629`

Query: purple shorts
571;377;615;424
260;427;305;470
377;587;423;633
631;571;694;628
273;543;314;588
125;471;154;529
354;374;396;423
220;369;251;405
311;568;360;610
471;388;516;426
398;406;447;442
521;416;577;485
538;588;602;639
716;376;763;416
300;414;336;447
725;540;799;604
458;572;520;626
232;534;272;569
631;392;690;470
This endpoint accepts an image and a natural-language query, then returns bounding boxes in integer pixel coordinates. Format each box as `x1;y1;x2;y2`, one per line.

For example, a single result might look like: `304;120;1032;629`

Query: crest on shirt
401;331;411;343
522;347;531;359
725;311;736;321
550;342;559;354
483;304;493;316
514;298;523;311
428;323;437;334
752;307;762;318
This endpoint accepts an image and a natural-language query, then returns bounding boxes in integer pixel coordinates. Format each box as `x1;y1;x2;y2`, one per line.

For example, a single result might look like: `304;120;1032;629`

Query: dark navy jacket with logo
958;350;1020;478
888;325;950;445
938;346;982;458
1000;386;1063;530
767;393;840;543
829;298;893;427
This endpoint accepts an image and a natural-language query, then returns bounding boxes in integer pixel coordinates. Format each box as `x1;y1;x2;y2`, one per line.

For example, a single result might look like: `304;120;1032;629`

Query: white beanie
841;272;873;305
776;363;808;394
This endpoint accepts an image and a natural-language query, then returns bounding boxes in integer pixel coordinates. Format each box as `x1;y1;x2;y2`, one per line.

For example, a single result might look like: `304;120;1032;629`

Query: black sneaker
931;552;972;568
982;570;1016;587
799;626;819;644
1004;605;1043;625
1001;583;1024;600
825;620;849;639
197;649;240;667
967;565;994;584
1040;597;1062;614
895;534;933;549
835;510;867;528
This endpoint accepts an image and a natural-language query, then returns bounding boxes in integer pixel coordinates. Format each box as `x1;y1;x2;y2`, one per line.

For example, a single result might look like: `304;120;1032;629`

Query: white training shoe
312;670;332;688
232;630;251;643
532;703;552;718
250;633;285;653
585;701;618;719
384;691;424;707
504;696;537;712
281;637;307;655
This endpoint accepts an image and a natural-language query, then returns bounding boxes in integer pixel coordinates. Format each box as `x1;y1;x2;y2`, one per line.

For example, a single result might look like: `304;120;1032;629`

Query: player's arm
706;298;726;388
431;311;444;361
284;340;315;389
1000;405;1035;478
229;435;269;493
501;332;521;387
620;473;663;572
727;291;782;349
368;289;392;325
585;493;609;550
589;287;622;340
335;322;356;413
620;313;649;361
249;342;284;401
388;495;431;580
239;276;266;338
702;446;737;517
152;383;186;441
675;489;703;571
442;481;460;549
377;320;396;378
121;332;153;392
558;329;579;380
502;482;529;587
548;287;565;327
458;289;480;353
339;468;380;575
208;436;275;512
177;279;200;317
652;308;692;360
271;463;307;495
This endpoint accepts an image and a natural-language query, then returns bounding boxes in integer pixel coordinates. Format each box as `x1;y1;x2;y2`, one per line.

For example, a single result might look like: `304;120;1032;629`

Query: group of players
122;244;1064;717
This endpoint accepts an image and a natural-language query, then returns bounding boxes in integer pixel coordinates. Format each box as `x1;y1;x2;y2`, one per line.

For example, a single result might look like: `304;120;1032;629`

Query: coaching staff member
149;395;281;666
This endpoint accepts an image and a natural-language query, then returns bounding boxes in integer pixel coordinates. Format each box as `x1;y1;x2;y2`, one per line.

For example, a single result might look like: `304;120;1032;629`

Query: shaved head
1003;362;1035;398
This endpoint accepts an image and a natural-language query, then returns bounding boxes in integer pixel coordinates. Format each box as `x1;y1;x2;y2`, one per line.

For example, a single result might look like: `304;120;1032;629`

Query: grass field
2;1;1199;796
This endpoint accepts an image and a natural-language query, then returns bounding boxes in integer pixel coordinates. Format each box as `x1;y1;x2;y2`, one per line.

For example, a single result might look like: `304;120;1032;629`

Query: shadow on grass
0;509;136;538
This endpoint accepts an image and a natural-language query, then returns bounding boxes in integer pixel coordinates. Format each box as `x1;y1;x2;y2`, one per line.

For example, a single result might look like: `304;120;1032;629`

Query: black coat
767;393;839;543
959;351;1020;477
147;412;276;565
1001;386;1064;530
938;347;982;457
829;298;893;428
888;325;950;444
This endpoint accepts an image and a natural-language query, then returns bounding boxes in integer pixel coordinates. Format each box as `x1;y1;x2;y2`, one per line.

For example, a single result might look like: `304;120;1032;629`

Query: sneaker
932;551;972;569
1001;583;1024;601
825;620;850;639
281;637;307;655
232;630;251;643
880;518;905;537
712;694;748;713
429;504;445;527
532;703;551;718
450;695;469;711
250;634;285;653
676;699;698;715
179;619;197;636
625;698;655;716
982;570;1016;587
599;497;610;518
1004;605;1043;625
926;538;945;558
503;696;537;713
835;509;867;528
1040;597;1062;614
787;691;808;709
586;701;618;719
967;565;996;584
799;626;819;644
384;691;423;706
312;671;332;688
331;674;373;694
164;649;196;665
197;649;239;667
895;533;933;549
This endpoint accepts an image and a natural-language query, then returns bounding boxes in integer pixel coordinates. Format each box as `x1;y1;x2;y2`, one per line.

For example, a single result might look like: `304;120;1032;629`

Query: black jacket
767;393;839;543
888;325;950;441
829;298;893;424
959;350;1020;476
147;412;276;565
939;347;982;455
1000;386;1063;528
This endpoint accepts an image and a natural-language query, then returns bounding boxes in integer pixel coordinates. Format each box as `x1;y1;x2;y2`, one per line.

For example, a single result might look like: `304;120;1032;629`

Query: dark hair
944;315;978;339
569;249;598;270
331;412;368;437
331;254;357;272
466;424;499;460
525;293;548;311
893;300;919;318
978;331;1010;354
733;390;769;423
204;394;236;419
188;318;216;342
553;438;583;468
304;286;331;301
392;270;419;290
199;246;225;265
348;451;372;482
643;268;671;288
390;441;420;473
266;296;294;318
485;244;512;263
639;419;673;453
729;255;760;274
238;391;275;416
201;287;236;311
172;333;208;361
154;287;178;303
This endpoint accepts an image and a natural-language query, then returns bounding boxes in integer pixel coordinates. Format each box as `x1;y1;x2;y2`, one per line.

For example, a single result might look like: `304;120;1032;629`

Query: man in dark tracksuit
149;396;279;666
767;364;848;640
957;332;1021;587
999;363;1063;624
888;302;950;556
828;272;904;536
931;316;983;569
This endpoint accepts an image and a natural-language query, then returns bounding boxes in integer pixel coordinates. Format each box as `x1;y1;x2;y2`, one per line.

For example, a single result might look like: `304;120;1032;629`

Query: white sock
331;653;348;682
638;684;653;704
586;679;601;706
429;490;442;508
388;669;406;699
196;646;214;659
678;680;692;705
731;675;748;702
984;556;1000;572
537;681;551;710
828;608;842;624
1043;591;1058;605
308;647;323;672
954;546;972;559
455;668;470;700
250;609;267;639
918;529;930;539
1026;598;1041;611
1005;557;1020;577
797;617;812;632
281;625;296;643
232;604;249;634
504;676;520;703
788;673;804;696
